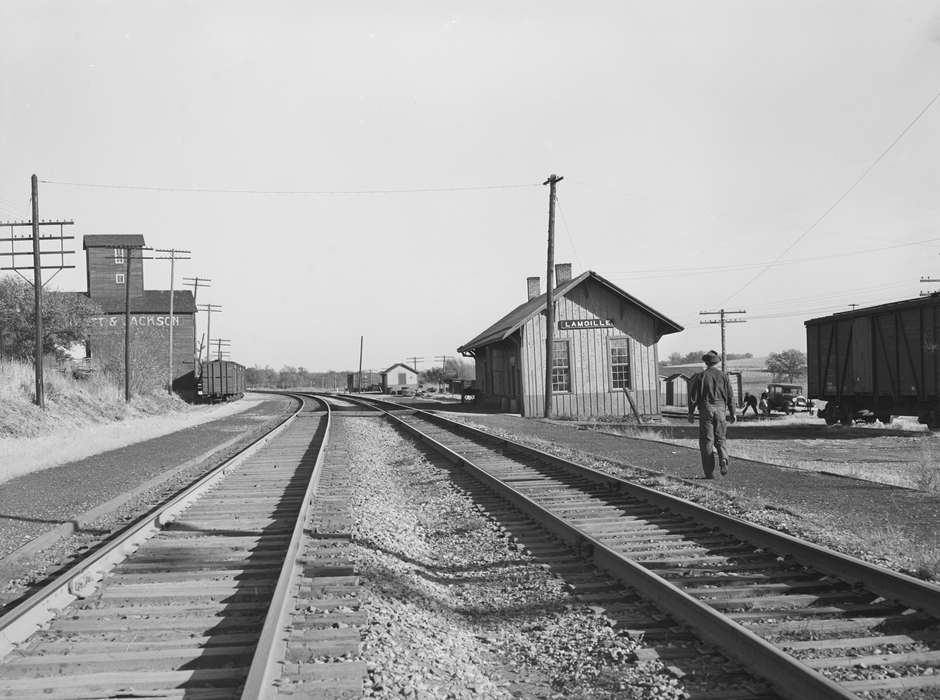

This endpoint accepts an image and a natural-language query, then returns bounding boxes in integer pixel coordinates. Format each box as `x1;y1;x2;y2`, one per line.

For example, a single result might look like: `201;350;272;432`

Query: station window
610;338;631;389
551;340;571;392
115;273;125;285
114;248;125;265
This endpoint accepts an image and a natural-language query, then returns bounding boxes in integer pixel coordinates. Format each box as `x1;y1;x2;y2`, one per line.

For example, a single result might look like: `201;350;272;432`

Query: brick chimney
555;263;572;285
526;276;541;300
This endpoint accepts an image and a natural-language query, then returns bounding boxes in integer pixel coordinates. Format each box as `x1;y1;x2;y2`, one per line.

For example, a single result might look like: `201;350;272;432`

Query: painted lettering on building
87;315;182;328
558;319;614;330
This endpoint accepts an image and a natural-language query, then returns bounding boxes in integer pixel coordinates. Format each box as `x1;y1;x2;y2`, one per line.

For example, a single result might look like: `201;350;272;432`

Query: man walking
688;350;737;478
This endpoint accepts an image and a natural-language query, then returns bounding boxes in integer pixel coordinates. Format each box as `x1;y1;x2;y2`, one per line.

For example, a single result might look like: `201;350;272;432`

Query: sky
1;2;939;372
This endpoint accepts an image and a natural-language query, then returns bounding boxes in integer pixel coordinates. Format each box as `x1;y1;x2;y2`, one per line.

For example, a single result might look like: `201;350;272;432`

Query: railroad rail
338;393;940;700
0;393;332;699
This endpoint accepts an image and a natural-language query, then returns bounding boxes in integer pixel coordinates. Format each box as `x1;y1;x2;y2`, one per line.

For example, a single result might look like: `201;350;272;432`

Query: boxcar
200;360;246;401
805;294;940;427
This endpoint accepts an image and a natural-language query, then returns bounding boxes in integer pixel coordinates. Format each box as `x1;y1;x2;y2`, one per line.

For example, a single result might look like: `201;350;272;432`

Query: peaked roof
380;362;418;375
458;270;683;353
83;234;146;249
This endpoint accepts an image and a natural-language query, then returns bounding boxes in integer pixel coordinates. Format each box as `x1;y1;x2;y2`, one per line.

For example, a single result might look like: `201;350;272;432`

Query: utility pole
155;249;191;394
184;277;211;367
406;356;424;371
0;175;75;408
197;303;222;366
121;245;152;402
213;338;231;361
357;335;364;391
543;173;563;418
434;354;451;391
699;309;747;371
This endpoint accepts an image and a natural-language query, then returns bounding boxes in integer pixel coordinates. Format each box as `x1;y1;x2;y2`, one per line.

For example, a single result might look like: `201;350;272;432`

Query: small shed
664;373;690;407
381;363;419;393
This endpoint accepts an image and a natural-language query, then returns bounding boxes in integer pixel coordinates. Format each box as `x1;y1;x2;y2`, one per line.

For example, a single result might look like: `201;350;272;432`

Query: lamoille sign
558;319;614;330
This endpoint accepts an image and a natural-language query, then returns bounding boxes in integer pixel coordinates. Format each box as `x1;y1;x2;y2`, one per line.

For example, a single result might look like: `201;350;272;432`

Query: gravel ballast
336;416;693;699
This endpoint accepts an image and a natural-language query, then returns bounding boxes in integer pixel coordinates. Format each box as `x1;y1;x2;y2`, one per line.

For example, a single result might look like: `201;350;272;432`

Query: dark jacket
688;367;736;416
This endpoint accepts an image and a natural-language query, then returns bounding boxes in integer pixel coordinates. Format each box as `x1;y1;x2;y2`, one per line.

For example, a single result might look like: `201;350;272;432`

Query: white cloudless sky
1;2;938;371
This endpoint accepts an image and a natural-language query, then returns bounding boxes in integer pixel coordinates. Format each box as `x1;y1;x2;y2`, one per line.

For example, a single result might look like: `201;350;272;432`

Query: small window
551;340;571;392
610;338;631;389
115;273;125;285
114;248;125;264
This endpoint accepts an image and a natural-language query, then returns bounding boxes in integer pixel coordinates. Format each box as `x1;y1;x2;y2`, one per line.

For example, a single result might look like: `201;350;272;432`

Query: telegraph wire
722;84;940;304
555;199;583;271
609;236;940;280
39;179;543;196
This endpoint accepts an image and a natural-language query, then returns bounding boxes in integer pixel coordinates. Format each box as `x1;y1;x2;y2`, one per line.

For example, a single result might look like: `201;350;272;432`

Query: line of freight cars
198;359;246;402
806;293;940;428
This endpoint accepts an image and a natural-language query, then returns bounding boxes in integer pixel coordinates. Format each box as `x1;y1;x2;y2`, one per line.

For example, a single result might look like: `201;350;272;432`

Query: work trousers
698;403;730;477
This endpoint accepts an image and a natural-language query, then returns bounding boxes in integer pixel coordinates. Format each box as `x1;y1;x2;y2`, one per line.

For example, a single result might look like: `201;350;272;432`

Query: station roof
380;362;418;375
86;290;196;314
83;234;146;249
458;270;683;354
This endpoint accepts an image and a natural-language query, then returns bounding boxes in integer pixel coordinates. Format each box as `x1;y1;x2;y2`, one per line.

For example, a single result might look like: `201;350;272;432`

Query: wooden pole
357;335;364;392
543;174;563;418
30;175;44;409
124;247;132;402
168;256;175;394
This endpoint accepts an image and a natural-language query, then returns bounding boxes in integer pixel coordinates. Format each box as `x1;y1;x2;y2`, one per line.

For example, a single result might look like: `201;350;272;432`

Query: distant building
663;373;690;408
80;235;196;396
381;363;419;393
458;266;683;418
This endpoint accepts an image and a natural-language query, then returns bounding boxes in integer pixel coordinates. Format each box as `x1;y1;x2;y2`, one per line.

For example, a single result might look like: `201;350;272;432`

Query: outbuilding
381;363;419;393
458;266;683;418
663;373;690;408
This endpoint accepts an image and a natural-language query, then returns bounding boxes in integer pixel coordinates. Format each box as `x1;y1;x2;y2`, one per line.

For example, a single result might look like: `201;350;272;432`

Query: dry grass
0;358;258;485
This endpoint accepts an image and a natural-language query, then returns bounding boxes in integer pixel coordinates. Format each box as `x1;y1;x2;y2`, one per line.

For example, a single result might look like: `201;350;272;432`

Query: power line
39;179;542;196
722;84;940;304
609;236;940;280
554;199;583;271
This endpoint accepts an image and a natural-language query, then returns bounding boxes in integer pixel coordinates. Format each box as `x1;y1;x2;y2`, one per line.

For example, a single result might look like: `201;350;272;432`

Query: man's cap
702;350;720;365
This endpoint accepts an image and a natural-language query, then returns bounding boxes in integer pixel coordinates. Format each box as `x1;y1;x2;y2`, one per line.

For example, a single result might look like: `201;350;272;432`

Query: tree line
662;348;807;382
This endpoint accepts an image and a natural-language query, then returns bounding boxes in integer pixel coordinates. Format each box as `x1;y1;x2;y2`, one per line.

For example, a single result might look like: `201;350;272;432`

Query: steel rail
0;393;306;660
336;394;940;700
349;394;940;617
240;394;332;699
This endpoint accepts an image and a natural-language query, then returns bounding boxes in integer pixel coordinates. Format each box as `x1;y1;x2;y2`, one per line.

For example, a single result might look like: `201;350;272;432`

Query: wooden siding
519;279;662;418
86;313;196;388
87;246;146;305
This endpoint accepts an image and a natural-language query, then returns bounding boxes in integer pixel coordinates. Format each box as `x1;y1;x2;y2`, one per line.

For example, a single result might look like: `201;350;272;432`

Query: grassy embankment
0;359;185;440
0;360;191;484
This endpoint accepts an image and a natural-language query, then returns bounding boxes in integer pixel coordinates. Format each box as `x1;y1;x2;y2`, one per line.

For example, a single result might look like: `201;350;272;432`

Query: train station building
79;235;197;395
458;266;683;418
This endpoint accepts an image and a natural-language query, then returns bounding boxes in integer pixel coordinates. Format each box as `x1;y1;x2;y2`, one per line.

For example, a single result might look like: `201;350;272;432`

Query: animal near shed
458;266;683;418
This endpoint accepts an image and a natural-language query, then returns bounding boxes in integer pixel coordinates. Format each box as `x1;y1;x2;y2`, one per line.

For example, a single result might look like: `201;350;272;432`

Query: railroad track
0;393;335;699
340;394;940;700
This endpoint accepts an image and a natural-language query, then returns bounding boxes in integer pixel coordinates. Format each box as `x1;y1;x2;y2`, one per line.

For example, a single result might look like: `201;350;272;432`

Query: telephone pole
184;277;211;368
357;335;364;391
406;356;424;371
197;303;222;366
543;173;563;418
699;309;747;371
212;338;231;361
155;248;191;394
434;354;451;390
0;175;75;408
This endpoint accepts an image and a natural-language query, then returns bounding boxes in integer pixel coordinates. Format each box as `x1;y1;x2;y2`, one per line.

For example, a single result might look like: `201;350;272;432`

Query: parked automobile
766;383;804;414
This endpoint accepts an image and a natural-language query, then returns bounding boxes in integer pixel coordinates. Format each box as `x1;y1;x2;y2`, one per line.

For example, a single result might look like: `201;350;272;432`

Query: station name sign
558;319;614;330
87;315;182;328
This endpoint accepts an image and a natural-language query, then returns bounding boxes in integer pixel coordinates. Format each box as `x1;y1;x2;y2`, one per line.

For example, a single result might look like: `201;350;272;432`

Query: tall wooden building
458;266;683;418
81;235;196;394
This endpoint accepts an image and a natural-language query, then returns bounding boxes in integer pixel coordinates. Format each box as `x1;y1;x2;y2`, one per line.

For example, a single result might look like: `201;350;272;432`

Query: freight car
805;294;940;428
199;359;246;402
